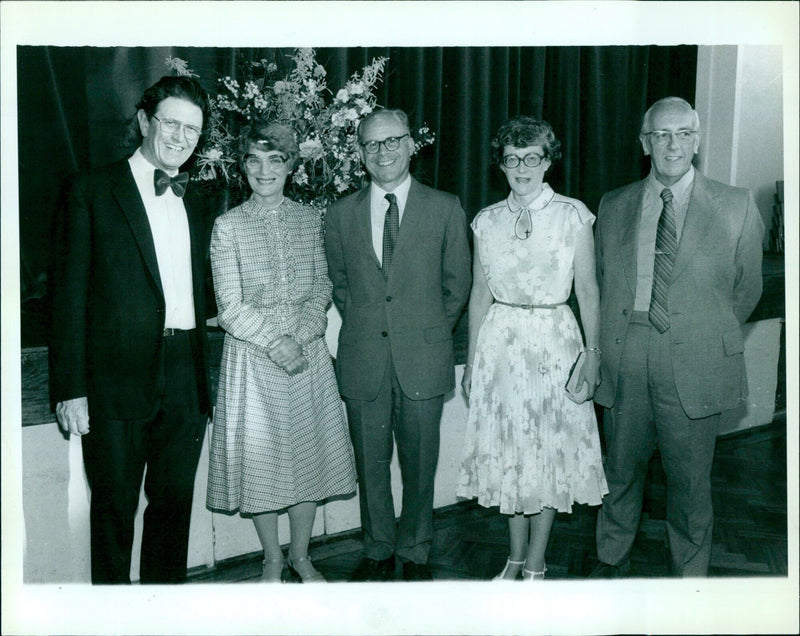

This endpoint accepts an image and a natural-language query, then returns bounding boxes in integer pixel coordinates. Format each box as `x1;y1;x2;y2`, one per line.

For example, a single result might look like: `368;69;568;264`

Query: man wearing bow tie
49;75;213;584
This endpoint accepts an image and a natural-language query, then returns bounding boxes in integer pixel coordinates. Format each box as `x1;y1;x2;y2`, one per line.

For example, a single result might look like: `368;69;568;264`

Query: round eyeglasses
360;134;410;154
644;130;697;145
152;115;202;142
502;153;546;169
244;154;287;171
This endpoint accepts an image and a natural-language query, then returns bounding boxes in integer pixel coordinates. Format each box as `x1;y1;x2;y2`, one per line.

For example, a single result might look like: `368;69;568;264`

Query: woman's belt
494;300;565;310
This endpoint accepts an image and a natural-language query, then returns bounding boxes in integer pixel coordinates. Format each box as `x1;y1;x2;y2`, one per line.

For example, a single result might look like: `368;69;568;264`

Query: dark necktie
154;169;189;198
649;188;678;333
382;192;399;280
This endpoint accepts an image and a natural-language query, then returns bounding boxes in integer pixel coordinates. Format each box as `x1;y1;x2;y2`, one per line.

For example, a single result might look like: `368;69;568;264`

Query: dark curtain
18;45;697;348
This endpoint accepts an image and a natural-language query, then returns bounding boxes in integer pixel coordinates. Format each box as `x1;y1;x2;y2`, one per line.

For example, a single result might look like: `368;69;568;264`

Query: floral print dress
457;184;608;515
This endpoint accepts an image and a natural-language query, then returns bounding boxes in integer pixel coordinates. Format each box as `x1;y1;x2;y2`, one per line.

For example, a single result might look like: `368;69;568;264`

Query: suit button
386;296;392;302
381;331;388;337
622;309;628;315
615;338;621;344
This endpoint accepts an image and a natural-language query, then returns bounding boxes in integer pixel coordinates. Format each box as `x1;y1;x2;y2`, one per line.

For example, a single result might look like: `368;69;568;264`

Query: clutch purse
565;351;590;404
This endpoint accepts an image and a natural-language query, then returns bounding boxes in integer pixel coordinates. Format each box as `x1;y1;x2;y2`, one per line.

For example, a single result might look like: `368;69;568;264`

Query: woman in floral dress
457;116;607;581
206;122;356;583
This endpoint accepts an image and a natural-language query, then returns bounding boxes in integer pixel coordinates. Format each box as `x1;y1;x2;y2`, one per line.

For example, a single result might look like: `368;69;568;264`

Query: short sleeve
470;209;487;237
569;199;595;228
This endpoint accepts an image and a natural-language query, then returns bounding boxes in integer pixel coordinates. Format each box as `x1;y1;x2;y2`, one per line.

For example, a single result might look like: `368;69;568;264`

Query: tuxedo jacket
325;178;471;401
49;158;212;421
594;170;764;419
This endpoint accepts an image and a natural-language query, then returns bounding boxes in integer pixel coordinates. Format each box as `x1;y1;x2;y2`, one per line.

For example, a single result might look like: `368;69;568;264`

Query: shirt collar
129;147;180;178
370;174;412;211
648;165;695;203
506;183;555;213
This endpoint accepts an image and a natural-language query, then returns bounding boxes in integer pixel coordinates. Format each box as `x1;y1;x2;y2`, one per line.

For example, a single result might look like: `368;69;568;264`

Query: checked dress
206;198;356;514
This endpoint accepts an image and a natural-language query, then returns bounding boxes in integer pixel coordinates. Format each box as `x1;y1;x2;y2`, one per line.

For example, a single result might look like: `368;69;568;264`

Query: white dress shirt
128;148;196;329
369;175;411;266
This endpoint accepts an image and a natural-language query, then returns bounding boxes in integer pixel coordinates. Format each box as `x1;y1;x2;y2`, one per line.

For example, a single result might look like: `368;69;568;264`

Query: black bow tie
154;169;189;198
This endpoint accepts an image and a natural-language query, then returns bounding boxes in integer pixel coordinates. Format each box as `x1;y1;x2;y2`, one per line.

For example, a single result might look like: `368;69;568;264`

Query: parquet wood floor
188;417;788;583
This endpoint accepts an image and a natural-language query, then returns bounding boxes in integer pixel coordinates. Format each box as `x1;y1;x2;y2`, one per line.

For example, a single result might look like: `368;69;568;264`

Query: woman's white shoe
521;564;547;580
492;558;525;581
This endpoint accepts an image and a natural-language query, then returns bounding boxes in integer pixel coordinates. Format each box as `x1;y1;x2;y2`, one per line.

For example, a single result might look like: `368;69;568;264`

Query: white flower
293;164;309;185
203;147;224;161
164;57;198;77
336;88;350;102
348;81;365;95
334;175;349;192
299;138;324;161
273;80;288;94
354;98;370;114
344;108;359;121
331;112;347;128
267;63;278;73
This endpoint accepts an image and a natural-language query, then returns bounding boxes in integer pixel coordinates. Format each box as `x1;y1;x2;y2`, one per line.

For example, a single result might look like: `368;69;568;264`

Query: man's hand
56;397;90;436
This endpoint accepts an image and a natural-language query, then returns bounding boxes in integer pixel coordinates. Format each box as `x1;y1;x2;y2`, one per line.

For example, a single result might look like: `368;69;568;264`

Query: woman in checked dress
457;116;607;581
206;122;356;583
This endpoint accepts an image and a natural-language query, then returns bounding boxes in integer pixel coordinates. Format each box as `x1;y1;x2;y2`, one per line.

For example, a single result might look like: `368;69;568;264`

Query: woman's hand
577;350;601;399
461;364;473;402
268;335;303;367
283;353;309;376
268;335;308;376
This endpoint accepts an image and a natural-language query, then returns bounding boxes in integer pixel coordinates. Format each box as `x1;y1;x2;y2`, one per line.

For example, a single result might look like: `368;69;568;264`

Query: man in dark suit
49;75;213;584
325;109;471;581
591;97;764;577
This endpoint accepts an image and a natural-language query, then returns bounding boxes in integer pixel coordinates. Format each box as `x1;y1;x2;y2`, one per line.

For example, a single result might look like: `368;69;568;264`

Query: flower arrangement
166;50;435;209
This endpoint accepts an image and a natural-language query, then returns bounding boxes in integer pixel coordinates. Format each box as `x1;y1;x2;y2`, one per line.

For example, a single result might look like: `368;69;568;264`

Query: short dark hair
356;108;410;142
238;121;300;171
491;116;562;165
136;75;210;131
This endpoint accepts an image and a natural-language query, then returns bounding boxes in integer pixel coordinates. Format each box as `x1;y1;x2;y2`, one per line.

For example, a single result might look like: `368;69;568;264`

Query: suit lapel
672;172;720;280
354;187;381;269
111;161;164;300
392;178;424;260
617;181;645;298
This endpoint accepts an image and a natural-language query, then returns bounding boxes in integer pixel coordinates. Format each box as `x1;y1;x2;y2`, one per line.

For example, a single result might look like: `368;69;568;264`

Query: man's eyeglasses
244;154;287;171
502;153;546;169
360;134;410;154
152;115;202;142
644;130;697;145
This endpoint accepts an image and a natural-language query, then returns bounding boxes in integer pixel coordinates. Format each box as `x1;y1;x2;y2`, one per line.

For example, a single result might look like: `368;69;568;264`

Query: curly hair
491;116;562;166
238;121;300;171
136;75;210;132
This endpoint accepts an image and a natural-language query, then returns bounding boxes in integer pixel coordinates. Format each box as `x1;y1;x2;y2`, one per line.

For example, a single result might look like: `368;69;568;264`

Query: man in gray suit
591;97;764;577
325;109;471;581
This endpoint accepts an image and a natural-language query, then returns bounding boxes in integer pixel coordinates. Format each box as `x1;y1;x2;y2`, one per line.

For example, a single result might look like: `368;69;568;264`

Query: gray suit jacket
594;171;764;419
325;178;472;401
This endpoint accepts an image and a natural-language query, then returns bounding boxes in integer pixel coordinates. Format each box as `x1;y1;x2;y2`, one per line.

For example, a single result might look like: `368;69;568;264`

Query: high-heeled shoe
522;564;547;581
261;557;285;583
492;558;525;581
287;554;326;583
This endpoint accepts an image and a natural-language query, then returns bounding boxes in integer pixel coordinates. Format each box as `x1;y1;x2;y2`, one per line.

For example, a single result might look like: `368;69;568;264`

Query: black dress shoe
588;561;629;579
351;555;396;582
402;562;433;581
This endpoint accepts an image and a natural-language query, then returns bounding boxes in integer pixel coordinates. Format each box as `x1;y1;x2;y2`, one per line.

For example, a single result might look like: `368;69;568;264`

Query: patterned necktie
382;192;399;280
649;188;678;333
154;169;189;198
